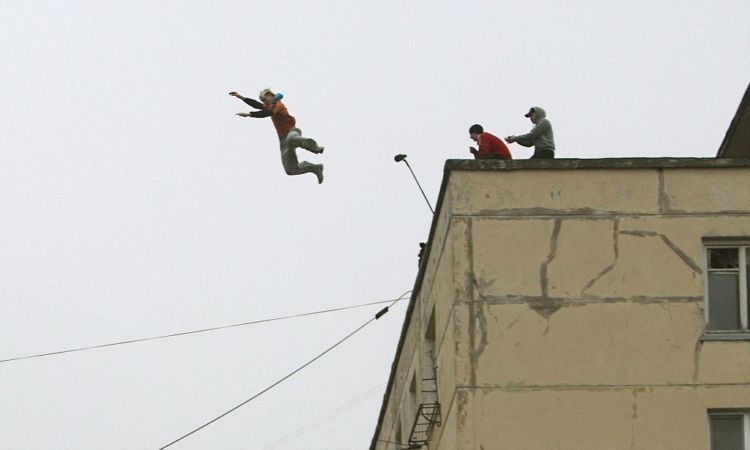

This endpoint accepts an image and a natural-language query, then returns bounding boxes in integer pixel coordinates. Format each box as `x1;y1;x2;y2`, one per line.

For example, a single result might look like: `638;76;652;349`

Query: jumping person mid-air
230;88;325;184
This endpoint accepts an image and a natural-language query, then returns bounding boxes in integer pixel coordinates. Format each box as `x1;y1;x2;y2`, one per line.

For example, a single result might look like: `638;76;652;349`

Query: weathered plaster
468;303;489;387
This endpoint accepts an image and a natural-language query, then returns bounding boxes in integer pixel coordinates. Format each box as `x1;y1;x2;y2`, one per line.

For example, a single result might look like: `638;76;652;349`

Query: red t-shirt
269;101;296;138
475;132;512;160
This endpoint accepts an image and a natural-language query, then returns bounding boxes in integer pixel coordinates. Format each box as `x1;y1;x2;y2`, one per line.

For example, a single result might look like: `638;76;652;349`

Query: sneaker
315;145;325;154
315;164;324;184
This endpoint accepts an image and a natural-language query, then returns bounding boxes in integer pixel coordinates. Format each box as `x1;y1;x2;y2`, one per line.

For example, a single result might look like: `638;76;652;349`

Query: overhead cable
263;383;387;449
158;296;402;449
0;291;412;364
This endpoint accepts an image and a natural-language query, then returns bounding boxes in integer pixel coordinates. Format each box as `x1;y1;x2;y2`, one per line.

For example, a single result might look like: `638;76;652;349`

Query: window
706;244;750;332
709;410;750;450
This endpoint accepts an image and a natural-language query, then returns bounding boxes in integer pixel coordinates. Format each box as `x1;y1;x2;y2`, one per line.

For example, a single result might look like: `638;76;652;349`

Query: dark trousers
531;149;555;159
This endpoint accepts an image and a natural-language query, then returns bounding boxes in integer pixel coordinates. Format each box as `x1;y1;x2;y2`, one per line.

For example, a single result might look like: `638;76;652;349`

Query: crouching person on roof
468;124;512;160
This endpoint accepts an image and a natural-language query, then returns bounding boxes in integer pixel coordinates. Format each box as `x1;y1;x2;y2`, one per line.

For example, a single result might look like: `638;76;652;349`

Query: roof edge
445;157;750;172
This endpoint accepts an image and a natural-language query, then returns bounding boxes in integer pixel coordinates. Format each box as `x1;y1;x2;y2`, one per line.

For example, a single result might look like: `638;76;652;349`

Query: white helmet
259;88;274;100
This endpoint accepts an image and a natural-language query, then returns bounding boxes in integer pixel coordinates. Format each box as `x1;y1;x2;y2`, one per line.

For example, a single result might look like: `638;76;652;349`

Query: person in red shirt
468;124;512;160
230;88;325;184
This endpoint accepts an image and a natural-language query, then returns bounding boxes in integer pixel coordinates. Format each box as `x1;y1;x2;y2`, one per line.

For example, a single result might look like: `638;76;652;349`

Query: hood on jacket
525;106;546;120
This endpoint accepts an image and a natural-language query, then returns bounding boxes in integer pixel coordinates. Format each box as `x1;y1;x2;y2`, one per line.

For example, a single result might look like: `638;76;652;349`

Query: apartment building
370;85;750;450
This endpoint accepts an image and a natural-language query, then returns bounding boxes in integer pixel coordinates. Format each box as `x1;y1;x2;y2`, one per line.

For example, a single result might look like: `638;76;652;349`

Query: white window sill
701;332;750;342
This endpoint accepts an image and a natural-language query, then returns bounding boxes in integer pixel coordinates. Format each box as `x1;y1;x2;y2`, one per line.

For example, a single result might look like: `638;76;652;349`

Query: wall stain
528;298;563;319
692;337;703;383
457;390;469;432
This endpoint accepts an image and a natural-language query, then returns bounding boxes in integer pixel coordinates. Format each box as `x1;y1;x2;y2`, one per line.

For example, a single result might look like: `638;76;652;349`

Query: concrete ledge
445;157;750;172
701;332;750;342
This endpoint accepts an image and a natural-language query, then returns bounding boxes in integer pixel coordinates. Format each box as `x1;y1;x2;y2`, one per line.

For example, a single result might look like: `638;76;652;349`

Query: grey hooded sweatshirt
516;107;555;154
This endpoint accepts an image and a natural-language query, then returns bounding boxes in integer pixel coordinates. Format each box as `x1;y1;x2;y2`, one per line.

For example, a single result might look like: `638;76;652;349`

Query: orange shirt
269;101;296;138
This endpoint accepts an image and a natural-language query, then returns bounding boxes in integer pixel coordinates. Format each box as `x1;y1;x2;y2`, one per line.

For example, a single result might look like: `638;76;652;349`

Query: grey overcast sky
1;1;748;449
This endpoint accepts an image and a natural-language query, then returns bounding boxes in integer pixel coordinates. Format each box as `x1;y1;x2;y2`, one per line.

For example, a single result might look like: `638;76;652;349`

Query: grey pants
279;127;321;176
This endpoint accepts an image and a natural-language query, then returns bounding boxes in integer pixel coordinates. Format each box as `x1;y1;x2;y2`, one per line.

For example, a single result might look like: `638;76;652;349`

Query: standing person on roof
230;88;325;184
506;107;555;159
468;124;512;160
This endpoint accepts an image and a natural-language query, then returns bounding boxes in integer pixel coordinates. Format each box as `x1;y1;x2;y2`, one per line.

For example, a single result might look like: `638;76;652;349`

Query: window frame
708;410;750;450
704;241;750;333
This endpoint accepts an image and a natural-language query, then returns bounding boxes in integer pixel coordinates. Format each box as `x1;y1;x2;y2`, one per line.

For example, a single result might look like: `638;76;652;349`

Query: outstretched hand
236;112;251;117
229;91;240;97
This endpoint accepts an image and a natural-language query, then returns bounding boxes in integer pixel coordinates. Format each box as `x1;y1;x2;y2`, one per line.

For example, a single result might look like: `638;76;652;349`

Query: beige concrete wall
445;165;750;450
453;385;750;450
374;163;750;450
449;169;662;216
663;168;750;212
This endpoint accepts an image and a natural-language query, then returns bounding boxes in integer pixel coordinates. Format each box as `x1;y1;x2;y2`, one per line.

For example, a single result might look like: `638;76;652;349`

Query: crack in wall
582;218;620;296
657;168;672;213
629;388;644;450
454;218;476;304
619;230;703;274
582;223;702;295
468;303;489;387
505;309;530;330
481;295;702;304
477;207;604;216
657;302;674;321
540;219;563;298
466;219;476;302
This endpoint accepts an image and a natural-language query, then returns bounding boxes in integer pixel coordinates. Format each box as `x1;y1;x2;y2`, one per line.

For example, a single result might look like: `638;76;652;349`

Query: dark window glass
708;272;741;330
710;414;744;450
709;248;739;269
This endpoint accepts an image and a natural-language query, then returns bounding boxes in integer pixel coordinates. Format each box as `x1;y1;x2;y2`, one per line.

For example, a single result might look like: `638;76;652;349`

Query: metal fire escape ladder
407;372;441;447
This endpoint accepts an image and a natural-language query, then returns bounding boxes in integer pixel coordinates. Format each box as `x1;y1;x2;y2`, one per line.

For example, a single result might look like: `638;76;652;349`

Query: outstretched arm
514;119;551;146
229;91;265;109
236;110;272;118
